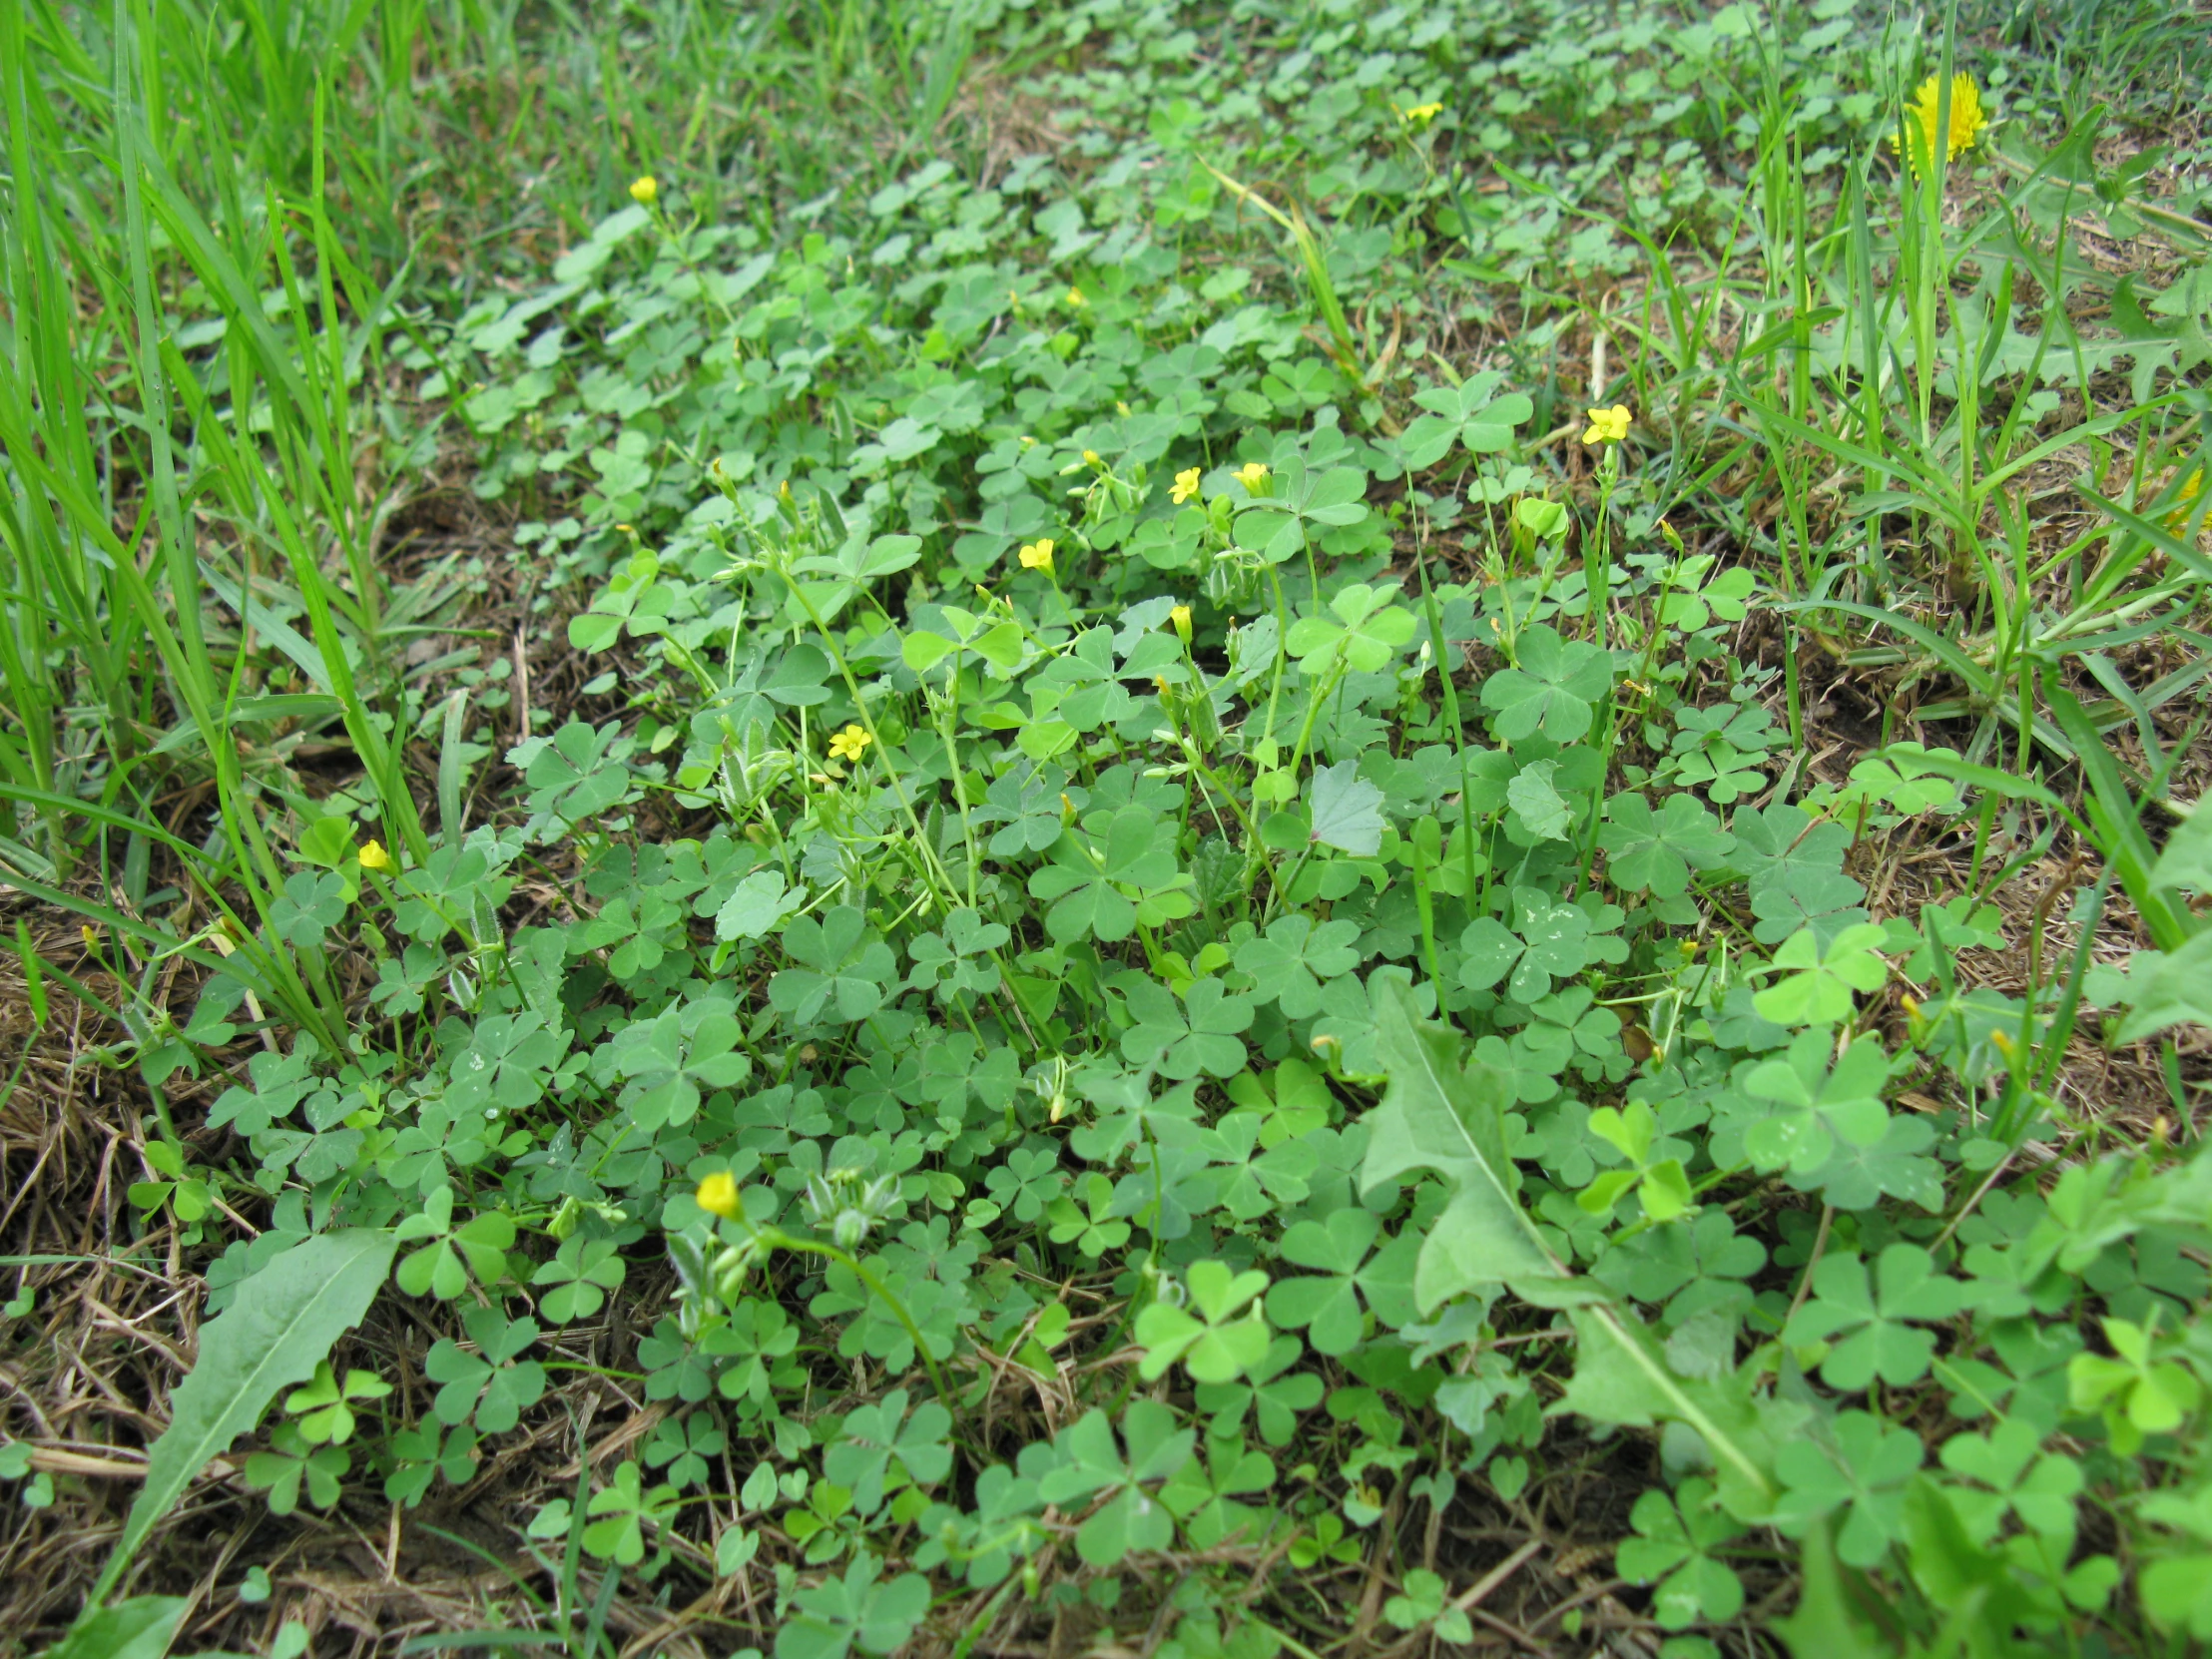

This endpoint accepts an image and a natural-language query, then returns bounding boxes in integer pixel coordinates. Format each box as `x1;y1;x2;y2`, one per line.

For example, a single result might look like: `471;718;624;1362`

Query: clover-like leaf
1599;793;1734;897
1616;1477;1747;1629
1118;976;1256;1079
1267;1208;1418;1354
1284;581;1418;676
1785;1245;1971;1390
1480;624;1613;743
1769;1411;1926;1567
1135;1260;1273;1382
1740;1029;1893;1178
1033;1401;1195;1566
1754;922;1890;1026
1395;370;1533;468
771;907;898;1024
1235;913;1363;1018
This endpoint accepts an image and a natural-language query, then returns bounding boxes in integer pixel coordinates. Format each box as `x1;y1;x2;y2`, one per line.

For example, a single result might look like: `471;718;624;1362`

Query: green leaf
1397;371;1533;467
1776;1521;1891;1658
1362;983;1566;1307
1741;1030;1893;1178
1598;793;1733;897
717;869;808;941
1480;624;1613;743
1234;914;1362;1019
1558;1303;1784;1518
1307;761;1386;855
1785;1246;1969;1390
2115;930;2212;1042
1769;1410;1925;1565
2150;804;2212;894
1754;923;1889;1026
1035;1403;1194;1566
1135;1261;1273;1382
88;1231;395;1604
46;1597;189;1659
1504;760;1573;841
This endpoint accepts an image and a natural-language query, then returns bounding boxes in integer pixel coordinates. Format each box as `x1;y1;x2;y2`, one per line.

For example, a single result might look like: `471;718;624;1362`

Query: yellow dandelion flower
1169;603;1193;643
696;1170;742;1219
1171;466;1203;504
1582;405;1632;445
2166;469;2204;533
629;175;659;206
1894;74;1988;175
1234;460;1270;492
828;724;872;763
358;839;393;871
1018;538;1056;573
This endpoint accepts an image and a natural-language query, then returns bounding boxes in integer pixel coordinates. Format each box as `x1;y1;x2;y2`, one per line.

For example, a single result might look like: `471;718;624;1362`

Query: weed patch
3;1;2211;1656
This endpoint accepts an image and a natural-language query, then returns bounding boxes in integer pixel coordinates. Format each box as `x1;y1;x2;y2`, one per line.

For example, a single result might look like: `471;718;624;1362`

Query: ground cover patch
3;1;2212;1655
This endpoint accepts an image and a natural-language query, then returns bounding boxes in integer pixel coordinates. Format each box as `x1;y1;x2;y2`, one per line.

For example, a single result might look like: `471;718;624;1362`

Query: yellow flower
1018;538;1056;573
358;839;392;871
1398;101;1443;127
1169;603;1194;643
828;724;872;763
1234;460;1270;492
1082;448;1103;467
629;175;658;206
696;1171;742;1220
1582;404;1632;445
1171;466;1203;504
2167;469;2204;533
1894;74;1988;175
1065;285;1087;308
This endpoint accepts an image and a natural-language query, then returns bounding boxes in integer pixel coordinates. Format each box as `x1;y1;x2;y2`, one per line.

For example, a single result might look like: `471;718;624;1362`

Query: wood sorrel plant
12;3;2212;1656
